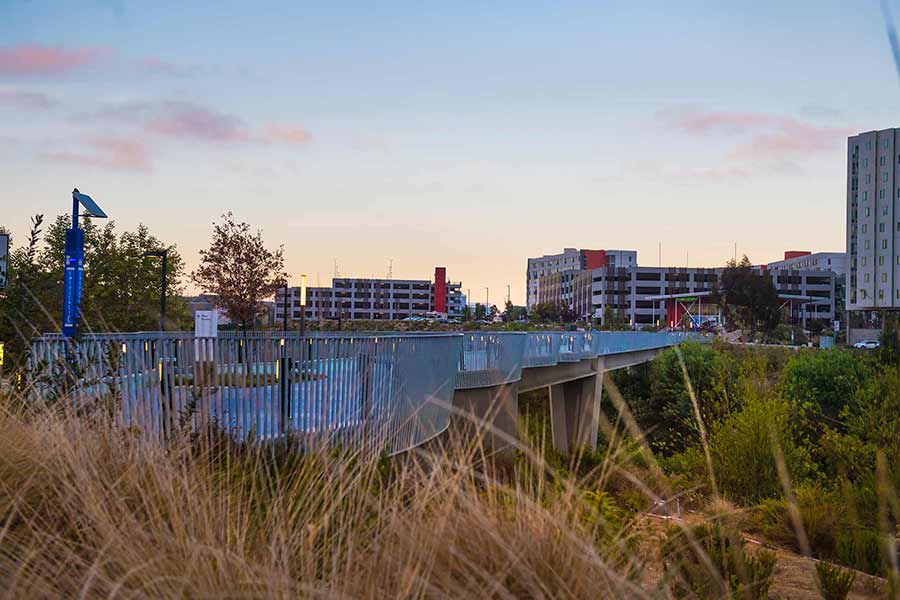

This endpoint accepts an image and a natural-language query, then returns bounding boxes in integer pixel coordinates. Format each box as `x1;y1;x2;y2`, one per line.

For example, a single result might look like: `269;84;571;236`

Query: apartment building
534;251;837;329
274;267;466;322
846;129;900;311
526;248;636;309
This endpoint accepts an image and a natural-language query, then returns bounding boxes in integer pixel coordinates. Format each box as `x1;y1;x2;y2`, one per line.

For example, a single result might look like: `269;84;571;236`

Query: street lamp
299;274;307;338
63;188;107;338
143;250;168;331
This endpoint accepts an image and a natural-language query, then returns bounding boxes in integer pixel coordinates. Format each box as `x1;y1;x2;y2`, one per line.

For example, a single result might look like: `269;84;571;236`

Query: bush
816;561;855;600
749;484;840;558
778;350;870;433
622;342;739;456
710;396;813;505
835;528;883;576
661;523;776;599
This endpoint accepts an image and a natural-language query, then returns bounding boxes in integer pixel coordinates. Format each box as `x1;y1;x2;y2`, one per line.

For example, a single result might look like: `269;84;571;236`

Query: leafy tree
529;301;577;324
502;300;527;322
720;256;781;333
620;342;739;455
599;305;629;330
779;349;870;432
0;214;188;368
192;212;286;329
473;303;487;321
38;215;188;332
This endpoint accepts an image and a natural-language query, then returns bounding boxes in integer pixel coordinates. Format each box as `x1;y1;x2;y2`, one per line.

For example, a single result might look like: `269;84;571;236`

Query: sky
2;0;899;305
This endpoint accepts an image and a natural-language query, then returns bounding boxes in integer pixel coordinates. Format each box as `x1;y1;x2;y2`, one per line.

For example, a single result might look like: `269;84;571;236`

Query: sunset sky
2;1;900;304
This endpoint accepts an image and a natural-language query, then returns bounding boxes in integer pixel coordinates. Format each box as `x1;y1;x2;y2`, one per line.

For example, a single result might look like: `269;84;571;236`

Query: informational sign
194;310;219;338
0;233;8;289
62;228;85;337
833;320;840;333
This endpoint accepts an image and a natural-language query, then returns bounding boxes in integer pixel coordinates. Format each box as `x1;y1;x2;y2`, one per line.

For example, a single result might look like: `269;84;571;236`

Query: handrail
28;329;706;455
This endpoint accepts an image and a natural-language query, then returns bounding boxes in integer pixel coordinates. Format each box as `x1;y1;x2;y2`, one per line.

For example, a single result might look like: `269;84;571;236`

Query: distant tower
388;259;393;280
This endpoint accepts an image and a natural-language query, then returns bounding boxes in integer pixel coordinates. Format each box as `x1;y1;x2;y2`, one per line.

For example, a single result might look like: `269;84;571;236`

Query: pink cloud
262;124;312;144
0;45;105;76
43;136;152;171
659;106;850;159
0;90;55;109
146;101;252;142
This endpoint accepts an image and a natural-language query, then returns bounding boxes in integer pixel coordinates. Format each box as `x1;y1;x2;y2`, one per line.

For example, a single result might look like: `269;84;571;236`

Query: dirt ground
633;513;886;599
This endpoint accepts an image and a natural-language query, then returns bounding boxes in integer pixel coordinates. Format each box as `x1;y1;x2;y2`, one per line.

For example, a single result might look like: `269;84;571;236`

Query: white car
853;340;880;349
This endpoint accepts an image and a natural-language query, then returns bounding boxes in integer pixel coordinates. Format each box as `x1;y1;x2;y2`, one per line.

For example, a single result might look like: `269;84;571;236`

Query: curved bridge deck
29;330;703;455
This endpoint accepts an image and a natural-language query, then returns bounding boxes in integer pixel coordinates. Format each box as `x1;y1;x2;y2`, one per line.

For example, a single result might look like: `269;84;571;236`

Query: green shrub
835;528;883;576
661;523;776;599
710;396;813;505
778;349;870;435
620;342;739;456
749;484;840;558
815;561;855;600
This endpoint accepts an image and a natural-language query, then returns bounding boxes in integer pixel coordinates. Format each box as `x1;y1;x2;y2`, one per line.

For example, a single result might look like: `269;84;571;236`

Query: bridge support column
548;371;603;452
451;382;519;455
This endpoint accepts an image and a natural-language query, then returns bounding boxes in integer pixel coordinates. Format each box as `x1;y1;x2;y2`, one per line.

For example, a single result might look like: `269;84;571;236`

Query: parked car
853;340;880;349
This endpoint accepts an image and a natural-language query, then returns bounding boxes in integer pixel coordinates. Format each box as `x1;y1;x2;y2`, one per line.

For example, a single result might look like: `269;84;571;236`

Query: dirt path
633;513;885;599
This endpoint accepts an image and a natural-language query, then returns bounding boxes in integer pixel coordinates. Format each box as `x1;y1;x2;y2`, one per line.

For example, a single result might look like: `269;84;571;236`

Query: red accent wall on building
581;249;607;269
434;267;447;313
784;250;811;260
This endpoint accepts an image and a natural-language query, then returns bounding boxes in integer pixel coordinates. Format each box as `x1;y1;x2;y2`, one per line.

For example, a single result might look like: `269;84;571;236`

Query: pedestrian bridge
29;330;702;455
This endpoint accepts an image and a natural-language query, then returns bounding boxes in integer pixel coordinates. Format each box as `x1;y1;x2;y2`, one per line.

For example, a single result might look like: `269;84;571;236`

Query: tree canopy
192;212;286;329
720;256;781;332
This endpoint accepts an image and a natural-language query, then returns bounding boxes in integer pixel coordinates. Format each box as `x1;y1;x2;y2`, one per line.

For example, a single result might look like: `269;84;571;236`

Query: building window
865;240;871;249
884;239;889;250
880;289;885;300
885;172;890;183
863;224;868;233
863;256;868;266
885;139;890;149
864;158;869;168
880;255;885;266
865;207;871;216
881;189;886;199
881;156;887;166
866;174;872;184
881;223;887;233
865;273;871;282
867;141;872;150
883;273;889;283
864;192;868;201
886;206;891;215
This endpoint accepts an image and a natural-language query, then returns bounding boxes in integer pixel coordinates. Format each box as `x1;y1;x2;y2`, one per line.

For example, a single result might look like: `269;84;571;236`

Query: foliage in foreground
0;397;664;598
815;561;855;600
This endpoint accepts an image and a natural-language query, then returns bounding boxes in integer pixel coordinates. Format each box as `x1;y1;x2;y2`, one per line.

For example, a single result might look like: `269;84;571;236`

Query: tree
39;215;188;332
720;256;781;333
473;303;487;321
599;305;629;331
192;213;286;329
0;214;189;368
502;300;527;322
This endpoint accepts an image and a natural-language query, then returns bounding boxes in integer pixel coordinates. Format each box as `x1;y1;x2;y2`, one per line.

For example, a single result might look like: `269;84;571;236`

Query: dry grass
0;397;665;599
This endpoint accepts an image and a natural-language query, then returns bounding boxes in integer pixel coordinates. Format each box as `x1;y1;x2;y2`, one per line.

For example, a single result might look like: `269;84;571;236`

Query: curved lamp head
72;188;107;218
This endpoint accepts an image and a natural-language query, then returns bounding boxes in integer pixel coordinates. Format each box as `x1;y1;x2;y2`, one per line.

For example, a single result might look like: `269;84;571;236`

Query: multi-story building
767;250;847;319
526;248;636;309
535;251;838;329
846;129;900;311
274;266;466;322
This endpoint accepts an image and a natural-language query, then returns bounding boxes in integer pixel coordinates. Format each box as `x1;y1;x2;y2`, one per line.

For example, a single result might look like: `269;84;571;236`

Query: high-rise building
525;248;636;309
846;129;900;311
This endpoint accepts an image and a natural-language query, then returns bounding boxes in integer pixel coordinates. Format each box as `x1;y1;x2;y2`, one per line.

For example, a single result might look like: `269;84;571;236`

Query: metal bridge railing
27;329;704;455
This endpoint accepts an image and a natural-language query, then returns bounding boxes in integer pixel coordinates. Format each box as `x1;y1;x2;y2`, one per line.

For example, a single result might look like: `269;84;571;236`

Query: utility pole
507;284;511;305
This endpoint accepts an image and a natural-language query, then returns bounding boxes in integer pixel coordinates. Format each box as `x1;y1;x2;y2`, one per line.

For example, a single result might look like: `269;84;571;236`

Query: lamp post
63;188;107;339
299;274;307;339
143;250;168;331
282;280;289;332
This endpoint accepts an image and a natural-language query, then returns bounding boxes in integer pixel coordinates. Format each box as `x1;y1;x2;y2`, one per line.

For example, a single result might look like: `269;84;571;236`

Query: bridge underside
451;347;665;455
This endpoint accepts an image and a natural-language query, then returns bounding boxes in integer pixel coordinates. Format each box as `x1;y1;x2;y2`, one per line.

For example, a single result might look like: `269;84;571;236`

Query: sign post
62;189;107;339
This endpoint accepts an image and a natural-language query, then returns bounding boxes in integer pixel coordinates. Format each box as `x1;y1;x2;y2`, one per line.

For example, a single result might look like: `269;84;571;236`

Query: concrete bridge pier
451;381;520;455
549;363;603;452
